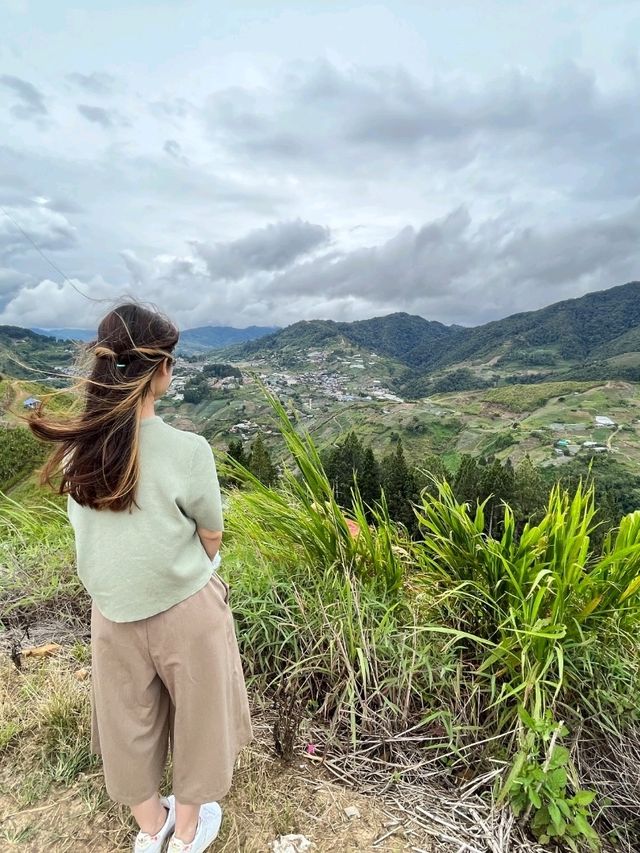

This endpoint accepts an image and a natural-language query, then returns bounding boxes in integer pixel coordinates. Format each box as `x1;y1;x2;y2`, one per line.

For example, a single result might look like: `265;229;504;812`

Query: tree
248;434;278;487
359;446;381;517
415;453;450;498
202;363;242;380
453;454;481;505
227;438;247;466
511;454;547;534
453;455;517;537
381;438;419;536
478;457;516;536
183;375;209;403
323;431;365;507
322;432;383;518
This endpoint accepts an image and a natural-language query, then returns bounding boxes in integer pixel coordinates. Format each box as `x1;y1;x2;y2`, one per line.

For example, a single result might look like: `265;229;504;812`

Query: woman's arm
197;527;222;560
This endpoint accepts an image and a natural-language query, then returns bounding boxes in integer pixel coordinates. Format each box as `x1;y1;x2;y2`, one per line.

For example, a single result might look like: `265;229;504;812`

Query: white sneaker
167;802;223;853
133;794;176;852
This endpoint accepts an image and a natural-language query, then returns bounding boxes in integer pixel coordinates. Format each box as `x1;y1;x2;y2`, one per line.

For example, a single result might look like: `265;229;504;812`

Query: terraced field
5;366;640;478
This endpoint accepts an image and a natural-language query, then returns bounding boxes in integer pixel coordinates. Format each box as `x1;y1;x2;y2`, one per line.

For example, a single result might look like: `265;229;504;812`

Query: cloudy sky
1;0;640;331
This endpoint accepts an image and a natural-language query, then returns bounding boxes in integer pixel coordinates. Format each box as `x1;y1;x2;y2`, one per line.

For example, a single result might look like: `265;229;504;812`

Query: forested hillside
233;281;640;391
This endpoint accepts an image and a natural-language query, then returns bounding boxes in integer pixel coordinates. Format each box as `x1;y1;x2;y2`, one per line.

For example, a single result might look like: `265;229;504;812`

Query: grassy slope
5;369;640;500
0;487;430;852
2;388;639;850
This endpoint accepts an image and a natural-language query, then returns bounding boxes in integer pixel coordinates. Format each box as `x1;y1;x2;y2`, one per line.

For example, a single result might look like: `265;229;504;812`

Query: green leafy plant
502;708;600;851
412;475;640;734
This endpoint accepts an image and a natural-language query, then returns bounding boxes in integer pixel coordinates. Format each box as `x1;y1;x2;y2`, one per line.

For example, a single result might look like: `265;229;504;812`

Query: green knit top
67;415;224;622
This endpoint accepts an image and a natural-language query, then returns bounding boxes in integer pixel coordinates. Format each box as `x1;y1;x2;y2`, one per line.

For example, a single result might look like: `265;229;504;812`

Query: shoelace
167;838;192;852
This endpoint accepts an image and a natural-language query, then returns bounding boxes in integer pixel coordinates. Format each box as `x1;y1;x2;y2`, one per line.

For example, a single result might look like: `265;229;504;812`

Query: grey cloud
0;187;31;206
121;250;151;285
0;267;30;309
67;72;117;96
121;250;197;288
0;207;77;259
3;54;639;330
120;152;288;213
492;205;640;294
43;196;85;215
149;97;193;121
265;203;640;326
0;173;85;216
77;104;129;128
105;204;640;330
203;60;640;200
163;139;189;164
193;219;331;281
0;275;115;328
0;75;47;120
268;207;474;301
10;202;639;330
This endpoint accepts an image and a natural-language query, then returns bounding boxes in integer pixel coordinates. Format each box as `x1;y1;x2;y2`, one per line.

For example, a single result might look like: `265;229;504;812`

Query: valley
3;333;640;485
4;280;640;486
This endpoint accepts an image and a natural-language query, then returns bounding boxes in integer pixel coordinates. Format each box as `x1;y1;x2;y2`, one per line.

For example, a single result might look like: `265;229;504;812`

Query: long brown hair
28;302;179;511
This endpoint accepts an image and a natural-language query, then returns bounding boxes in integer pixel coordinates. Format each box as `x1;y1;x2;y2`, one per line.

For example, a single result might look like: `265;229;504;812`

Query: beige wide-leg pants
89;571;253;806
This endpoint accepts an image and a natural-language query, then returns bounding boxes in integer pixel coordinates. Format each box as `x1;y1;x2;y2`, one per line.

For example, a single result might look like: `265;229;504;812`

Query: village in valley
99;341;638;477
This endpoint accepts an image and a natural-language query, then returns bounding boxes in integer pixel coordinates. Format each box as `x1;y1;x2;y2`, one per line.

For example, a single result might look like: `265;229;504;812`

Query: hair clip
116;362;127;368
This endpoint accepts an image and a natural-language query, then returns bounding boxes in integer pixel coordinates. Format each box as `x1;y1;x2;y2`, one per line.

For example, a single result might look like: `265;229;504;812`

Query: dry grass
0;649;434;852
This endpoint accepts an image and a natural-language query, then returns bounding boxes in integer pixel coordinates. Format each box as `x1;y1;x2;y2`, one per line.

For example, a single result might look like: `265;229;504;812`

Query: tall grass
224;536;456;748
220;384;640;848
219;384;404;596
0;490;80;620
411;477;640;734
3;381;640;848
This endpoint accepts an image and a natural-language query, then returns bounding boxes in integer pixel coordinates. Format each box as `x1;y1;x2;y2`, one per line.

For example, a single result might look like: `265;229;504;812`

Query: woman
29;302;253;853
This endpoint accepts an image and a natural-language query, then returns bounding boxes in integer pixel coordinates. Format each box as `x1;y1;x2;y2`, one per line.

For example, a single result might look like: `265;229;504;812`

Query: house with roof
23;397;41;410
595;415;616;427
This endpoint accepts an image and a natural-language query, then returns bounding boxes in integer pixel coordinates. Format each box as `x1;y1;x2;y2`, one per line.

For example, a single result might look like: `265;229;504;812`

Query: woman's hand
197;527;222;560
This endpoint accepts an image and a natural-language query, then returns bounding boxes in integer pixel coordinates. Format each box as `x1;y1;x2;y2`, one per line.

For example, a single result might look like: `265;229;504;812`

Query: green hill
233;281;640;389
0;326;73;381
432;280;640;369
234;312;464;365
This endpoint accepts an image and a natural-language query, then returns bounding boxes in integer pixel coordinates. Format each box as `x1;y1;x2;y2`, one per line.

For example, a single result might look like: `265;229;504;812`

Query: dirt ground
0;648;434;853
0;747;433;852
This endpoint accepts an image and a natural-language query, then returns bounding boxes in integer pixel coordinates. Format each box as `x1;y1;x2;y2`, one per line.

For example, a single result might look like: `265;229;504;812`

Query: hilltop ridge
232;281;640;374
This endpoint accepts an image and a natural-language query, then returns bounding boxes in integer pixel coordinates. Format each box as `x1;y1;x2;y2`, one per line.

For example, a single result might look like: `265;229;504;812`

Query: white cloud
0;206;77;259
2;31;640;329
0;276;120;328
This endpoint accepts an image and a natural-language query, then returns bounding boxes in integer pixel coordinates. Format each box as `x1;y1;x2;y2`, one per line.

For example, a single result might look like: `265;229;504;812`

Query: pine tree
453;454;480;505
512;454;547;533
248;433;278;487
323;431;365;508
478;457;515;536
358;446;381;516
381;438;419;535
415;453;449;498
227;438;247;466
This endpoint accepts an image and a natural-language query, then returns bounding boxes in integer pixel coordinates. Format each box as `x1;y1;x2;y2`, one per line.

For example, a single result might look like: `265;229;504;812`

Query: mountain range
31;324;281;354
3;281;640;392
230;280;640;393
235;281;640;369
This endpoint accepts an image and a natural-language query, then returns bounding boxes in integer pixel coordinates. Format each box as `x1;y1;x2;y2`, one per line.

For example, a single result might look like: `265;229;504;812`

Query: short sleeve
187;437;224;531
